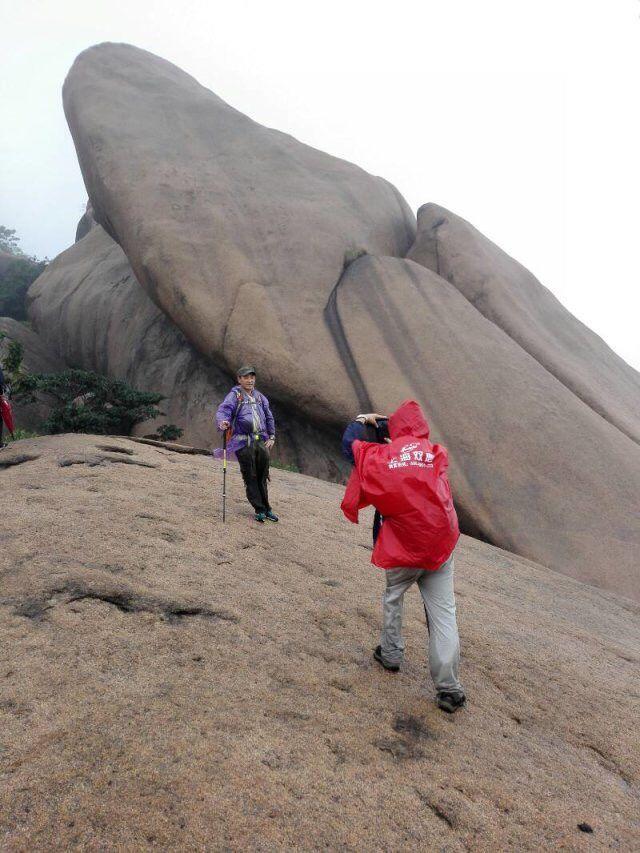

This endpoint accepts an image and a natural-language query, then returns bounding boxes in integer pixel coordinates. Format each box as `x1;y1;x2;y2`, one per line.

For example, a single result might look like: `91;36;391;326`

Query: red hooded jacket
341;400;459;570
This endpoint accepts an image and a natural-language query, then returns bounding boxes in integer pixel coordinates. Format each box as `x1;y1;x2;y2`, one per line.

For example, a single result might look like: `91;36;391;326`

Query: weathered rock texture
26;42;640;598
408;203;640;444
28;227;350;480
0;317;66;432
0;435;638;850
333;255;640;600
63;42;416;422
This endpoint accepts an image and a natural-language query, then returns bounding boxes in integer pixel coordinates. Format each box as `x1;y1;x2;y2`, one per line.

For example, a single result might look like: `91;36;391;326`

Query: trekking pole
222;430;228;522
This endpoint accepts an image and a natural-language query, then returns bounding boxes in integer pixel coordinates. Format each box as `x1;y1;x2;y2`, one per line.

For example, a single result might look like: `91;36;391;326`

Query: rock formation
408;203;640;444
62;42;416;423
333;255;640;599
24;42;640;599
1;435;638;849
28;226;350;480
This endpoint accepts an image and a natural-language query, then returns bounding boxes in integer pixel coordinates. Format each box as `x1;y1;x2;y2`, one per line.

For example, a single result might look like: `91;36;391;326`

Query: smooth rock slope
408;203;640;444
62;42;416;423
1;435;638;850
28;42;640;599
334;255;640;600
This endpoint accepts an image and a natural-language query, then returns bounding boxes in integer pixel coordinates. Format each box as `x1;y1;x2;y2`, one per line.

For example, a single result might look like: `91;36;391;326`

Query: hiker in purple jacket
216;366;279;523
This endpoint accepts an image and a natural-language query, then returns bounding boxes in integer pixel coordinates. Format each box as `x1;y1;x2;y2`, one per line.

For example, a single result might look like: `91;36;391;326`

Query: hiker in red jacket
341;399;465;713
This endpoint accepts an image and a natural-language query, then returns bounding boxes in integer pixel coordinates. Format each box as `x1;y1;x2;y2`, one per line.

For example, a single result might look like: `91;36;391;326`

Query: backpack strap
225;390;244;442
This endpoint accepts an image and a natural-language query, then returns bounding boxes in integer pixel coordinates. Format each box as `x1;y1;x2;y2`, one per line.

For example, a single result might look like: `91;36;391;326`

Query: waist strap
240;432;262;445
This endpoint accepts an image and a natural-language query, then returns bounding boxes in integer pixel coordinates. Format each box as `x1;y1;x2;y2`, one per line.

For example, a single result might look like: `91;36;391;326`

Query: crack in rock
7;580;239;625
413;788;456;828
58;454;158;469
0;454;40;470
581;742;632;788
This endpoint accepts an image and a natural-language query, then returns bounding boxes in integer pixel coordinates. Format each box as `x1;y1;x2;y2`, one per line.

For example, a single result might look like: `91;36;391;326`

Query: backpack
226;388;265;442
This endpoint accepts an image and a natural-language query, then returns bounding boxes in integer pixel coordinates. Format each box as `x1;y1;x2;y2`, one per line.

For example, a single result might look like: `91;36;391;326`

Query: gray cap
237;365;256;376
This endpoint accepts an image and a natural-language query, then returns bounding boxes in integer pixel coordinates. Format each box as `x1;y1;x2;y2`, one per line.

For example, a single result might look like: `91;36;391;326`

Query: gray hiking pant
380;554;463;695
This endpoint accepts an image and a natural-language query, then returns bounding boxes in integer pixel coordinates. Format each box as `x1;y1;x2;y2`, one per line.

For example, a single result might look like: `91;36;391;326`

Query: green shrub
35;370;165;435
270;458;300;473
1;338;26;377
1;340;165;437
155;424;184;442
6;427;40;442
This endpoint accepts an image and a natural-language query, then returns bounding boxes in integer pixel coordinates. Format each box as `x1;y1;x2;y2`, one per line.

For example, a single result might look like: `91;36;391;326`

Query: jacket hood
388;400;430;440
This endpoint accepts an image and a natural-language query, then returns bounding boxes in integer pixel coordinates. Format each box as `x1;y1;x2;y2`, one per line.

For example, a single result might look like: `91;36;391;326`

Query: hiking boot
373;645;400;672
254;512;266;523
265;510;279;522
436;691;466;713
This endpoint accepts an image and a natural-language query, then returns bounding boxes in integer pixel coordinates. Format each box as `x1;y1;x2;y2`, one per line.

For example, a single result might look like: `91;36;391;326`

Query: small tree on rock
1;339;167;436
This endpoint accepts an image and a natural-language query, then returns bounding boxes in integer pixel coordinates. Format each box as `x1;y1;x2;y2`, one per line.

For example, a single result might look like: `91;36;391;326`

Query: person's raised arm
341;420;366;463
341;463;368;524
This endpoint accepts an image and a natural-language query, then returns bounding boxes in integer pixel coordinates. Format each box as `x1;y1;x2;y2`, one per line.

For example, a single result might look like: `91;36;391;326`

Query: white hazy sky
1;0;639;369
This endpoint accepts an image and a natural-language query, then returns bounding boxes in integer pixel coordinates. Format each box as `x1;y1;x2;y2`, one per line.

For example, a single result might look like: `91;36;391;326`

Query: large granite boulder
408;204;640;444
334;255;640;600
28;42;639;597
28;226;350;481
62;43;416;424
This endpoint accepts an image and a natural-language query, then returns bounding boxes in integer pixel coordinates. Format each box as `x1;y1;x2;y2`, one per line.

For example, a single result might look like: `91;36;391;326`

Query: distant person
216;366;278;523
0;365;8;449
341;399;465;713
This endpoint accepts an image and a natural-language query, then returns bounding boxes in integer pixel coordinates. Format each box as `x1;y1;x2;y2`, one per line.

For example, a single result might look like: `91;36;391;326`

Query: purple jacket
215;386;275;455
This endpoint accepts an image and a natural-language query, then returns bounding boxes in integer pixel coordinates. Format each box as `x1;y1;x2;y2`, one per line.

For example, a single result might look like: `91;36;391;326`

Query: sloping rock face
408;204;640;444
25;41;638;598
28;227;350;480
333;255;640;601
0;317;67;432
74;199;96;242
0;317;64;376
62;42;416;423
1;435;639;850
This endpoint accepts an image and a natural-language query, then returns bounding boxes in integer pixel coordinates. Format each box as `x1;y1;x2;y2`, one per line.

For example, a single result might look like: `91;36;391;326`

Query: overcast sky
2;0;639;369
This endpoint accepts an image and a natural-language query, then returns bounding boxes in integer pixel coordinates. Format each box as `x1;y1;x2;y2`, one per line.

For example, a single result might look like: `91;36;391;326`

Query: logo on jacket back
389;442;435;470
401;442;419;453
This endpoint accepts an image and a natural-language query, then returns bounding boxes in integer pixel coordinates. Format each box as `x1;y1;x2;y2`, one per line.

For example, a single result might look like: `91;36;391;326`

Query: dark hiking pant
236;441;271;514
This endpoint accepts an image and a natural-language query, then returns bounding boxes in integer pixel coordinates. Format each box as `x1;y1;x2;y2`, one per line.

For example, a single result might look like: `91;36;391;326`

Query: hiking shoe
265;511;279;522
254;512;266;523
373;645;400;672
436;692;466;713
